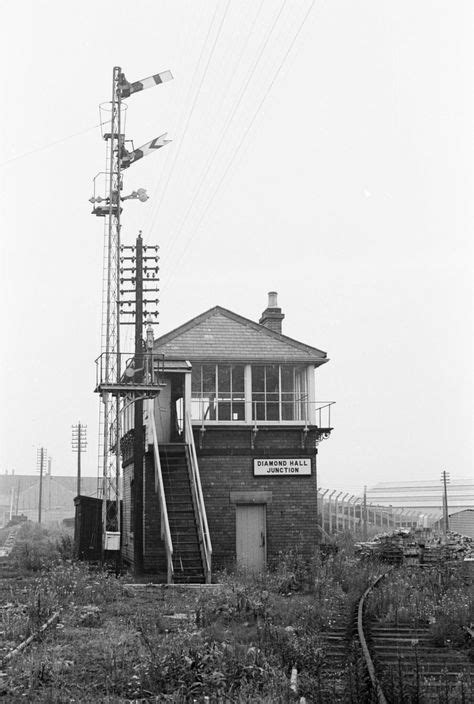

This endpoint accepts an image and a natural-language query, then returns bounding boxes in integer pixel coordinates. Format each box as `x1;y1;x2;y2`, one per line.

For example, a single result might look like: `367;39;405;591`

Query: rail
190;396;334;430
94;351;165;388
151;404;174;584
185;410;212;583
357;572;390;704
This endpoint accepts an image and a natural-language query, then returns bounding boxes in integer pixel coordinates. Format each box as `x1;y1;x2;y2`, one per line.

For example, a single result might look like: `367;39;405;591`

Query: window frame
190;363;312;425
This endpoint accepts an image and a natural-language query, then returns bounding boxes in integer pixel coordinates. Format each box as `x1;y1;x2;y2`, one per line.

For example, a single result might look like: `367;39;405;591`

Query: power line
163;0;318;293
0;121;106;167
163;0;283;269
136;0;207;233
145;0;231;238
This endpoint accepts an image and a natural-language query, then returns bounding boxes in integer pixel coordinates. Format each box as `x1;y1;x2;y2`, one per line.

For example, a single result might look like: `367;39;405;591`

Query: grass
1;524;471;702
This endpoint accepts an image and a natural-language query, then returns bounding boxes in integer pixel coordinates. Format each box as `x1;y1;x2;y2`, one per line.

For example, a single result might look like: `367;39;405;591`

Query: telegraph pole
441;470;450;536
362;485;368;540
119;232;160;572
72;423;88;496
36;448;47;524
134;233;144;572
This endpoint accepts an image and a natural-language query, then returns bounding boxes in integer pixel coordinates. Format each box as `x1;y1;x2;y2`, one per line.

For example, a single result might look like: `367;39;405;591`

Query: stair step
173;541;201;550
158;444;207;582
173;576;205;584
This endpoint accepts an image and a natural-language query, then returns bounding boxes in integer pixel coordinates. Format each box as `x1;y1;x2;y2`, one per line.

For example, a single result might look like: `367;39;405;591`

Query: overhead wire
162;0;296;277
163;0;284;270
0;121;108;167
144;0;231;241
136;0;213;235
162;0;318;294
123;1;206;352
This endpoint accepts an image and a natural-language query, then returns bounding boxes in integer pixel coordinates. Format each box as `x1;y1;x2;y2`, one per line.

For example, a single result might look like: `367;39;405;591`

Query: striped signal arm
118;70;173;98
120;134;172;169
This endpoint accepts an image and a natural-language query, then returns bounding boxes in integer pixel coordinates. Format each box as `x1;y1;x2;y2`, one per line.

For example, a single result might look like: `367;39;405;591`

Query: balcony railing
190;396;334;429
95;351;165;391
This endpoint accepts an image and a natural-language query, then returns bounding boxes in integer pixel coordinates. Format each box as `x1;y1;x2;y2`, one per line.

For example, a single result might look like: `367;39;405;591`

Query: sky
0;0;472;495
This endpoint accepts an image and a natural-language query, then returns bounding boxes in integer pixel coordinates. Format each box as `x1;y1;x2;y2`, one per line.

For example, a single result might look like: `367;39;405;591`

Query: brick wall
195;426;319;570
123;425;320;575
122;464;133;565
142;452;167;575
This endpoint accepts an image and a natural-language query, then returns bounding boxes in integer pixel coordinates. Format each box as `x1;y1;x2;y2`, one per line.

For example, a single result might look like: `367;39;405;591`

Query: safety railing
190;396;335;430
151;404;174;584
94;351;165;388
185;410;212;583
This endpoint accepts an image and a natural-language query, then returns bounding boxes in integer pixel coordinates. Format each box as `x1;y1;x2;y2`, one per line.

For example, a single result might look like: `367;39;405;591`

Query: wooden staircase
159;444;205;584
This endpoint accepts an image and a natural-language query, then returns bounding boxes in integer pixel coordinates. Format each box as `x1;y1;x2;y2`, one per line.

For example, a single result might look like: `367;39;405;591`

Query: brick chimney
259;291;284;334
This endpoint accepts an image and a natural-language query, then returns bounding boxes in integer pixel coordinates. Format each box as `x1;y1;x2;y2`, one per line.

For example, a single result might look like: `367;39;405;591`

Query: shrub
10;522;74;572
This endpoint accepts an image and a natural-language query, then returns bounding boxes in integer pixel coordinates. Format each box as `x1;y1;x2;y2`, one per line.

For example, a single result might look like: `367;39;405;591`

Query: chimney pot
268;291;278;308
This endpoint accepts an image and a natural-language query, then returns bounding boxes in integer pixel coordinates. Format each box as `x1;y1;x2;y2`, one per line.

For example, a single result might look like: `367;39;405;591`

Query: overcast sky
0;0;472;495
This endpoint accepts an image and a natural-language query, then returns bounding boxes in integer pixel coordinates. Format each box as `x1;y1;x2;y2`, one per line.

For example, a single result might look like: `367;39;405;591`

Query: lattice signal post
90;66;172;557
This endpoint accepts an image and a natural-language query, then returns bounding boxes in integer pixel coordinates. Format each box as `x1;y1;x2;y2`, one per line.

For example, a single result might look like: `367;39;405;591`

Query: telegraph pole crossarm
72;422;88;497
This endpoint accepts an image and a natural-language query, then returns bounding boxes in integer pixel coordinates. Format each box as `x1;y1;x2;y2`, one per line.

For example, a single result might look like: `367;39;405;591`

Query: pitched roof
154;306;328;365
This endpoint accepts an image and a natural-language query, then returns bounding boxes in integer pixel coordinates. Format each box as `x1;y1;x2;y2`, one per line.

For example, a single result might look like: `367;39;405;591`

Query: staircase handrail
185;409;212;582
151;404;174;583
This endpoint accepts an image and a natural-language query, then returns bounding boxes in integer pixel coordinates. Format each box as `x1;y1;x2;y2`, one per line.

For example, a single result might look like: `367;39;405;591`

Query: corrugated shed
447;509;474;539
367;478;474;518
154;307;328;364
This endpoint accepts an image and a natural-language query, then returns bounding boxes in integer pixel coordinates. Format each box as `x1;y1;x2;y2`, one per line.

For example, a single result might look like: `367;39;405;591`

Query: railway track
0;525;20;571
358;569;473;703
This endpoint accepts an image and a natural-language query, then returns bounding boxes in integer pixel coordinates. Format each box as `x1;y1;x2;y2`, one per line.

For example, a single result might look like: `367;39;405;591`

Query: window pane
295;365;307;400
281;392;294;403
191;399;202;420
282;402;294;420
252;366;264;392
281;365;294;392
202;365;216;393
218;365;231;392
203;394;216;420
191;366;201;393
267;402;279;421
232;365;245;392
266;364;280;393
232;402;245;421
218;402;231;421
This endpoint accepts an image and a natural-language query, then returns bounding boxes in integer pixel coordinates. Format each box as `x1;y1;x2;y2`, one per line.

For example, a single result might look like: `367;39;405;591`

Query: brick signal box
120;293;333;582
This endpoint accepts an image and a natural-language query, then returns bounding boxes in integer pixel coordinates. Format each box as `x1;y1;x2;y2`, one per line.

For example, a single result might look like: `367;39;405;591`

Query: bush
10;522;74;571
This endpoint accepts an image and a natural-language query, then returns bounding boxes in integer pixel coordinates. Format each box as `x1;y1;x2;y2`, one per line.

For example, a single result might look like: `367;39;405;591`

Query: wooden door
236;504;266;571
